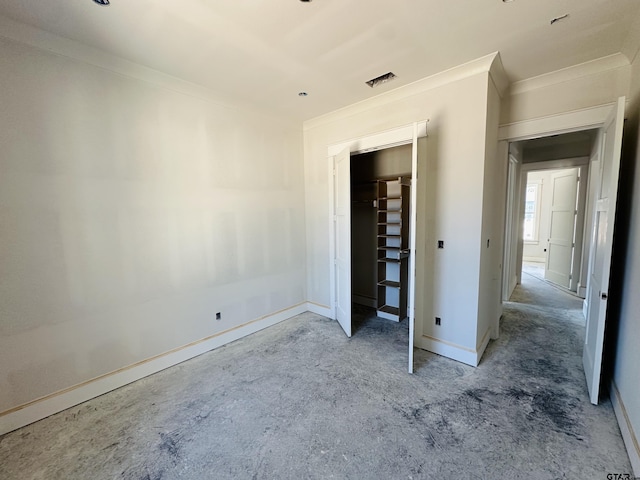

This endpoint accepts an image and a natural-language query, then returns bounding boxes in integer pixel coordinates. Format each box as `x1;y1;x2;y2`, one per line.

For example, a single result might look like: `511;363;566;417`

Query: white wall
613;51;640;475
0;37;306;414
304;60;497;364
476;77;504;350
501;55;631;125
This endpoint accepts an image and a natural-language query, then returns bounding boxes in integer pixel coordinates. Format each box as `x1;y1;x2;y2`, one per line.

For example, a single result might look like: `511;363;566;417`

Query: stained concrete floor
0;275;633;479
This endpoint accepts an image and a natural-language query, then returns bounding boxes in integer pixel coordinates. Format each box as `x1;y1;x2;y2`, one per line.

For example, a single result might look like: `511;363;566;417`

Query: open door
334;147;352;337
545;168;579;288
583;96;625;404
407;124;419;373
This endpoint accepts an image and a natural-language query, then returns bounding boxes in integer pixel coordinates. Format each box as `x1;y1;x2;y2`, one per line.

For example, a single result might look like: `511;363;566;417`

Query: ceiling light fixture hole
298;92;308;97
93;0;110;5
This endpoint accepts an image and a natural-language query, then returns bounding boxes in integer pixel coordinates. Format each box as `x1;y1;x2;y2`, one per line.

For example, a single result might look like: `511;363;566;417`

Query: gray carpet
0;277;633;479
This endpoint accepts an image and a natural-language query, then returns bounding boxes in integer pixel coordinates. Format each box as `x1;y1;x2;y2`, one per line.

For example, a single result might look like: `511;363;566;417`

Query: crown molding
508;54;630;96
489;52;509;99
304;52;499;131
0;14;300;129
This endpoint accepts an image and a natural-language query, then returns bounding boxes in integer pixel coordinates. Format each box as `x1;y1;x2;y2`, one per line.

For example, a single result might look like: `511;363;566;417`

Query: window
523;183;541;242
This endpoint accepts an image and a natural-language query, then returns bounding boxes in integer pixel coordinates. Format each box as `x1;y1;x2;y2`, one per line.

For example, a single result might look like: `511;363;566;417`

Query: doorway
328;122;427;373
520;163;589;295
351;144;412;334
500;97;626;404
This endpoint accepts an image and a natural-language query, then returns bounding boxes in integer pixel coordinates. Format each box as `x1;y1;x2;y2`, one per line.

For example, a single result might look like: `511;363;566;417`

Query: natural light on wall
524;183;541;242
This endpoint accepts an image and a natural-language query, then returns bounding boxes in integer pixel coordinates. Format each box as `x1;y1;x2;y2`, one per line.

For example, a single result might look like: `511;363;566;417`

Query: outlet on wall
216;312;221;320
435;317;441;326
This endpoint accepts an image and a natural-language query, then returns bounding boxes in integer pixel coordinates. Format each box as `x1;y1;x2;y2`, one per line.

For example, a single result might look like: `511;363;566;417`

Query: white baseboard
306;301;332;318
0;302;308;436
476;328;492;365
416;334;482;367
577;283;587;299
610;380;640;478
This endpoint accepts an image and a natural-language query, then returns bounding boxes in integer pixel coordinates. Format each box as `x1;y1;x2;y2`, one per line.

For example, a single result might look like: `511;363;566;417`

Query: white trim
305;52;498;131
378;310;401;322
508;54;630;96
488;52;509;99
327;122;427;326
416;332;489;367
498;104;614;141
522;181;542;243
610;380;640;478
306;302;333;318
327;122;428;157
327;156;337;321
521;157;590;172
407;122;425;373
0;302;308;436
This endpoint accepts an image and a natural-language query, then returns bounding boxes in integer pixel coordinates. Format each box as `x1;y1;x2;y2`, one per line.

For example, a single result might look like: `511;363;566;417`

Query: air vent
366;72;397;88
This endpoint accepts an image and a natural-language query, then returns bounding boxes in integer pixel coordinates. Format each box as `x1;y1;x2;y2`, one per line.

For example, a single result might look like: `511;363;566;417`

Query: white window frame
523;181;542;244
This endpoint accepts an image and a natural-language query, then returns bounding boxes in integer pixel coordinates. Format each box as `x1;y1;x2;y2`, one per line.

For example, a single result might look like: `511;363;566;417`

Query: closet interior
351;144;412;323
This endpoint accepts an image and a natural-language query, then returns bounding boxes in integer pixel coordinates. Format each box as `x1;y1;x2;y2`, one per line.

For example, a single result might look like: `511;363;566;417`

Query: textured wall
304;71;490;356
0;38;306;412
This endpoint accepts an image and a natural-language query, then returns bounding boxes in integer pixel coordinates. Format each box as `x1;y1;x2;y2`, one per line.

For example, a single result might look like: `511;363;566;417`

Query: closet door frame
327;121;427;373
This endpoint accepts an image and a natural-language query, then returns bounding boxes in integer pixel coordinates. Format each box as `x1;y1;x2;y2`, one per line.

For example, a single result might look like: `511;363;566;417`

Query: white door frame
327;122;427;371
498;99;621;403
497;102;617;336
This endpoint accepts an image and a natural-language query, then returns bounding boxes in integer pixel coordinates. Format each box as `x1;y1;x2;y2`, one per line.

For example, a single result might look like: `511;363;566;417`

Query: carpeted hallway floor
0;272;633;479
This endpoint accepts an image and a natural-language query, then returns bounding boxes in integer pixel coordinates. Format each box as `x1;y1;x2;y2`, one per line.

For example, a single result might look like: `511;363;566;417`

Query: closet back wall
351;145;412;306
0;37;306;414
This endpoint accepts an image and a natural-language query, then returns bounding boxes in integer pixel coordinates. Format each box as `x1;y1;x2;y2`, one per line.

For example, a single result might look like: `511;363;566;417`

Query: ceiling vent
366;72;396;88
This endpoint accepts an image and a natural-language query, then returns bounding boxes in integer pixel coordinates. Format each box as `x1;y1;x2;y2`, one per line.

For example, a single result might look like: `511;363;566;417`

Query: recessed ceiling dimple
298;92;308;97
93;0;110;5
366;72;396;88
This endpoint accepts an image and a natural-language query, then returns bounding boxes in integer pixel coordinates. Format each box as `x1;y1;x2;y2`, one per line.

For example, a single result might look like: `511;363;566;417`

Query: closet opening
350;144;412;336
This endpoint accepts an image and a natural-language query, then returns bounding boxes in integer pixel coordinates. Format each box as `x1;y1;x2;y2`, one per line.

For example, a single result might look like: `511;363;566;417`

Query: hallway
0;280;633;479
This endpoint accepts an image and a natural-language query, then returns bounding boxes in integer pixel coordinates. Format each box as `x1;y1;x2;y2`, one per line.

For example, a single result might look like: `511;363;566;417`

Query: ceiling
0;0;639;121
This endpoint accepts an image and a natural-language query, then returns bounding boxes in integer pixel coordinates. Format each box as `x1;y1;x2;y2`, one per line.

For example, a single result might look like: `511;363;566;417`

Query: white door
583;96;625;404
407;125;419;373
334;147;352;337
545;168;579;288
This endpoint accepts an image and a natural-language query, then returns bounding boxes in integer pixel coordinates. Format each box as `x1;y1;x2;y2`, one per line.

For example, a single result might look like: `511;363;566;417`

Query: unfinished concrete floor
0;275;633;479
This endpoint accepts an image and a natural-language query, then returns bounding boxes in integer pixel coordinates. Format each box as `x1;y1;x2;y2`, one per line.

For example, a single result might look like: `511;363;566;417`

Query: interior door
583;96;625;405
334;147;352;337
545;168;579;288
407;125;418;373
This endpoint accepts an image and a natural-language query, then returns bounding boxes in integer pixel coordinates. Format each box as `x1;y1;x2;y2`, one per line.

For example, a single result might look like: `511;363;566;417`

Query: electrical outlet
437;240;444;249
216;312;221;320
435;317;441;326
